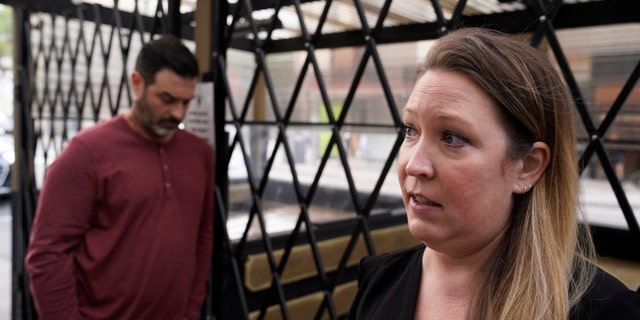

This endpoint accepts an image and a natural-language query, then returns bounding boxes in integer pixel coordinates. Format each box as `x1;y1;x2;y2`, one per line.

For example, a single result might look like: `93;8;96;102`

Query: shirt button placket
159;147;171;190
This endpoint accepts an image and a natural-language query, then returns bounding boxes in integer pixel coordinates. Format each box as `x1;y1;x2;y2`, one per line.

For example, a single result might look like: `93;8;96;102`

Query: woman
347;28;640;319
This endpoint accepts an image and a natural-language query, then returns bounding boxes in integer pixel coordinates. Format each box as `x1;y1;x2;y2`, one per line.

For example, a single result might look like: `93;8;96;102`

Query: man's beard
136;95;180;139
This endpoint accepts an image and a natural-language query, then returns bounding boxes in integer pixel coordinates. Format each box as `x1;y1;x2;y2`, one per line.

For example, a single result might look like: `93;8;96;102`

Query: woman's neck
414;234;505;320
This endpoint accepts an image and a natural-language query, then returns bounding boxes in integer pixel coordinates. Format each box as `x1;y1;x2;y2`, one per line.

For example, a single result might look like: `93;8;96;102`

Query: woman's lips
410;194;442;207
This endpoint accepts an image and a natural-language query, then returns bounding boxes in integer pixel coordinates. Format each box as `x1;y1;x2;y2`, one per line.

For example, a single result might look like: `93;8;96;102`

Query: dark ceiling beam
2;0;638;51
231;9;533;53
231;0;323;13
551;0;640;29
0;0;196;40
230;0;640;53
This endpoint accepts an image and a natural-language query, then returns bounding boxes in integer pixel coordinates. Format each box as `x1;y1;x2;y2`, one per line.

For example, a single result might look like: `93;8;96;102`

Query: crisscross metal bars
525;0;640;241
5;0;639;319
213;0;640;319
233;1;639;53
10;1;186;319
216;0;400;317
213;0;484;319
26;1;176;161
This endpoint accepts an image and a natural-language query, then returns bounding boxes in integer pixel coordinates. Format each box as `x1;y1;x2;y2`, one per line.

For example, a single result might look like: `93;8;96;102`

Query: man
25;35;215;320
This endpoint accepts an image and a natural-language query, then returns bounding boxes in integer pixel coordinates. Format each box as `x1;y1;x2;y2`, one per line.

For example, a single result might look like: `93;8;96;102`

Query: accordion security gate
5;0;640;319
7;1;189;318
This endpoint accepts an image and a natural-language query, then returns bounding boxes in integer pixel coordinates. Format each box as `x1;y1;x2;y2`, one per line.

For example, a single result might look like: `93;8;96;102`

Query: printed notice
184;82;215;149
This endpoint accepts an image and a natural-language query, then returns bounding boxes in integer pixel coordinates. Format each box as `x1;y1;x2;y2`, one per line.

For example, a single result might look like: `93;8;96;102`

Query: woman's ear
515;142;550;194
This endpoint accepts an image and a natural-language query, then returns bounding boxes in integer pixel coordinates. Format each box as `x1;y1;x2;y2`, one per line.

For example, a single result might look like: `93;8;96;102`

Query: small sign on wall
184;81;215;149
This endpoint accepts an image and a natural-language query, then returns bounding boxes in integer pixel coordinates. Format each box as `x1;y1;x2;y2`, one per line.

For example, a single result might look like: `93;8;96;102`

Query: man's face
131;69;198;142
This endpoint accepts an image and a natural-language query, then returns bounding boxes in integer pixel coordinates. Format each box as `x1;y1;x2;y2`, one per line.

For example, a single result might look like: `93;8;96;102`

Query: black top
347;244;640;319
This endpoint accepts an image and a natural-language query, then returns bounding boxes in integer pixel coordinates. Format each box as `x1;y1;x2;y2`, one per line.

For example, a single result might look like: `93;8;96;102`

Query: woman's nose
403;144;435;178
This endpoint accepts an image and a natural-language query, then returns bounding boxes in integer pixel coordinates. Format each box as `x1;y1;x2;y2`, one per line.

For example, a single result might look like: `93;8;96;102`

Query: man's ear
131;71;144;99
515;141;550;194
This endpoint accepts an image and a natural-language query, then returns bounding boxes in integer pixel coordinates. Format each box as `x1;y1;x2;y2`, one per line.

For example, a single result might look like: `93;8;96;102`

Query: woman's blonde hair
417;27;596;319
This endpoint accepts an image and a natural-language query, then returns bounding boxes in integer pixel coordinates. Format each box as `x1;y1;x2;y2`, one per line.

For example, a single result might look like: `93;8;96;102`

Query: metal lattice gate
6;0;640;319
211;0;640;319
9;1;187;319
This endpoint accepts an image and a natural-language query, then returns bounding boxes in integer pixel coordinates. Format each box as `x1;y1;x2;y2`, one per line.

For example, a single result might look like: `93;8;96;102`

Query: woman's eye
442;131;468;146
403;125;418;138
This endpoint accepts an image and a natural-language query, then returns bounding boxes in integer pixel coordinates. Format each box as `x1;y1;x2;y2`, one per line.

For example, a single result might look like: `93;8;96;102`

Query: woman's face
398;70;522;258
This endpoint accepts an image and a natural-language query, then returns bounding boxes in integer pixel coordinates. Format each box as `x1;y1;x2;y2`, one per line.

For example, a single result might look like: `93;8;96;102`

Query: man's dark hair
134;34;199;84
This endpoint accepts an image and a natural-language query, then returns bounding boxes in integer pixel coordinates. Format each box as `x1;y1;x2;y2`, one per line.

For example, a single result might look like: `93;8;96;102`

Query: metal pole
168;0;181;37
12;3;39;320
212;0;230;318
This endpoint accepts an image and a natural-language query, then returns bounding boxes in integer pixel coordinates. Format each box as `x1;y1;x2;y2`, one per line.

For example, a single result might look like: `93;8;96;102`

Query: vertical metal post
194;0;212;75
194;0;214;317
253;72;267;171
212;0;229;319
212;1;228;218
168;0;181;37
12;4;39;320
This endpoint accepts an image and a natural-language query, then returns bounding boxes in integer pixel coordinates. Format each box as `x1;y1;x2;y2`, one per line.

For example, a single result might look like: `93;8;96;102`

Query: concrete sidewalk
0;258;10;320
1;213;11;320
580;178;640;230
